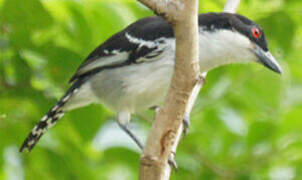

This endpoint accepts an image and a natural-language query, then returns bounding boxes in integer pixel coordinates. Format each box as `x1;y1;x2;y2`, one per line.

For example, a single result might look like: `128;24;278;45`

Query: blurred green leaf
0;0;302;179
1;0;53;30
258;11;296;54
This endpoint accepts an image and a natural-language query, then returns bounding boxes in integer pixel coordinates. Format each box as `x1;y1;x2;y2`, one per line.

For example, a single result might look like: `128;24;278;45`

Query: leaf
1;0;53;30
258;11;296;54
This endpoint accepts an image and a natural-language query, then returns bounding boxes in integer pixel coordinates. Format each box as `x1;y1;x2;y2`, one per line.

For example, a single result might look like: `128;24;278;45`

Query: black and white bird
20;12;282;152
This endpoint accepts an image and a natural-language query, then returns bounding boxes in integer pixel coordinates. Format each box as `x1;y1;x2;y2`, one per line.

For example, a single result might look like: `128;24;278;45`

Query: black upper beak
253;45;282;74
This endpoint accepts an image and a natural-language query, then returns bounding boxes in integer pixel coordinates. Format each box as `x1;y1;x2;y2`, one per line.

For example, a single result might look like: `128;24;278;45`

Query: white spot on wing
125;33;167;51
126;33;172;63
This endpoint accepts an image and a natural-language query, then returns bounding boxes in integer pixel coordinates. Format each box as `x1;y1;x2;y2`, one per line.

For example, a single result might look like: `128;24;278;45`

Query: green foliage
0;0;302;179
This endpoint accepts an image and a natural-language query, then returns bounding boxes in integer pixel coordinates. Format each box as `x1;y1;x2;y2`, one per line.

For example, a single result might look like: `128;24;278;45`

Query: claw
168;151;178;171
182;113;190;136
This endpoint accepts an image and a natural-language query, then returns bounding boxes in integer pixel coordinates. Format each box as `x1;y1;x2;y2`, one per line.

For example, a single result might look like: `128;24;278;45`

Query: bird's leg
117;122;144;150
118;121;177;170
117;111;144;150
168;151;178;170
120;109;178;170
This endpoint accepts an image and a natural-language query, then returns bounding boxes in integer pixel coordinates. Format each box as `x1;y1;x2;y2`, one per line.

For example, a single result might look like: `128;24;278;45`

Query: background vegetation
0;0;301;179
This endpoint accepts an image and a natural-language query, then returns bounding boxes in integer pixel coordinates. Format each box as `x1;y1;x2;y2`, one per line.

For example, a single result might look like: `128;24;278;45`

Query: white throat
198;29;255;72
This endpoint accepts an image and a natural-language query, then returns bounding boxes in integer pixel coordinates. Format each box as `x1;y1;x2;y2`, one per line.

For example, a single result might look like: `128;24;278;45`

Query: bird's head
198;13;282;74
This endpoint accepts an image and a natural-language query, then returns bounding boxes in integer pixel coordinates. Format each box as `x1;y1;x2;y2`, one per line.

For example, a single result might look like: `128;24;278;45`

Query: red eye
252;27;261;38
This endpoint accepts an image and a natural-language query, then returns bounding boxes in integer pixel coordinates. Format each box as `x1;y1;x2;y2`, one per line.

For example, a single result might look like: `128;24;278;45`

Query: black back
70;13;268;83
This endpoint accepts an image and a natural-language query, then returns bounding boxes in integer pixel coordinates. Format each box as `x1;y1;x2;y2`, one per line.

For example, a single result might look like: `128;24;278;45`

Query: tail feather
20;84;81;152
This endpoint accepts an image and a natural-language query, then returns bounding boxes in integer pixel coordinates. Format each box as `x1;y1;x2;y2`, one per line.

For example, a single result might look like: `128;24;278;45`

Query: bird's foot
168;151;178;171
182;113;190;136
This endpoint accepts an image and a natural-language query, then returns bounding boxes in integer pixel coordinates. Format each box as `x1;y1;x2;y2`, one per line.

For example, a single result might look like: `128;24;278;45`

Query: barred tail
19;82;83;152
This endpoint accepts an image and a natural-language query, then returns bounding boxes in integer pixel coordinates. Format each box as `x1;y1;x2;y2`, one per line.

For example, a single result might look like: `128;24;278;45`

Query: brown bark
138;0;200;179
137;0;241;179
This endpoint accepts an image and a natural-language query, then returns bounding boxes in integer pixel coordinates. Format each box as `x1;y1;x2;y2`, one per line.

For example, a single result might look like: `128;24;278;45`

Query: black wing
69;16;174;83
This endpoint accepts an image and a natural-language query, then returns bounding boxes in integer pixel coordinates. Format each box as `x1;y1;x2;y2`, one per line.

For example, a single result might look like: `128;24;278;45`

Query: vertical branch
137;0;241;180
224;0;241;13
138;0;199;179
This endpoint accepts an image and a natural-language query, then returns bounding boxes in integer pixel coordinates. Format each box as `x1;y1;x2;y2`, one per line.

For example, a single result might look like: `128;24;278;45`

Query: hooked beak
253;45;282;74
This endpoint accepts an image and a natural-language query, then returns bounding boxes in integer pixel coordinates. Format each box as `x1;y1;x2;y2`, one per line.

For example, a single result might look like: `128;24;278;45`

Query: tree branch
138;0;241;180
223;0;241;13
138;0;199;179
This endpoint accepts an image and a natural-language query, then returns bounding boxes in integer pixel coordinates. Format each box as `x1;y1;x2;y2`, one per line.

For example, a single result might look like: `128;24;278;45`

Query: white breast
88;30;256;113
89;39;175;113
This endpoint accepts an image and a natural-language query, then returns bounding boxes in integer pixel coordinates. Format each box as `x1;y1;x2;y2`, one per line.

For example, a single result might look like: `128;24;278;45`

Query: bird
20;12;282;153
